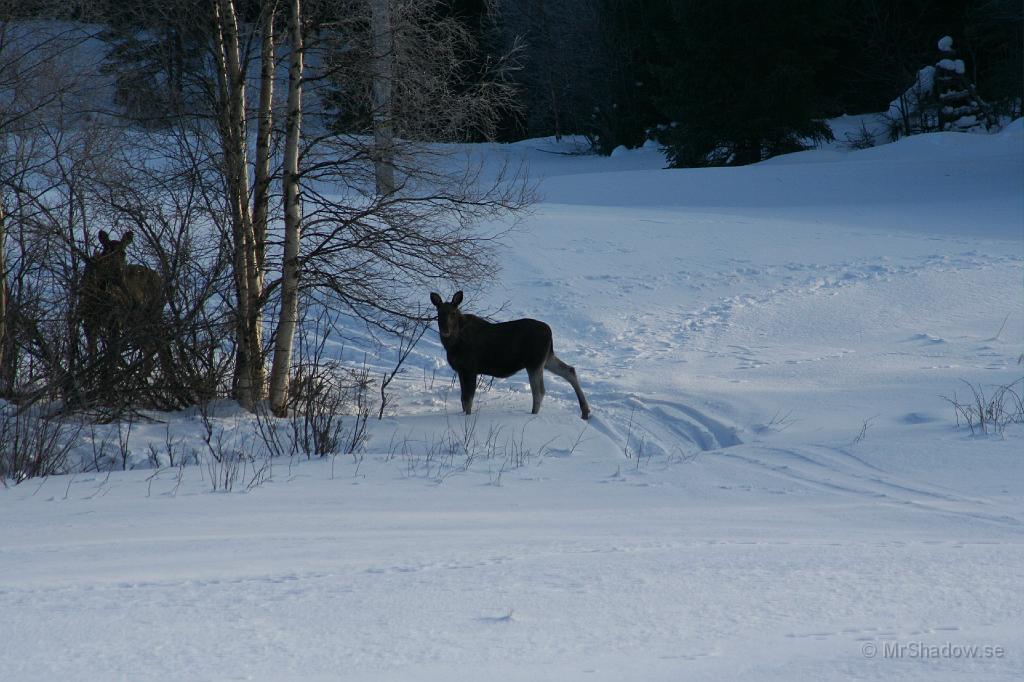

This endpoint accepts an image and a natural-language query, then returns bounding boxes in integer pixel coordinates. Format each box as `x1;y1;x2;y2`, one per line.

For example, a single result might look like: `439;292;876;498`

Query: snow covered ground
2;122;1023;681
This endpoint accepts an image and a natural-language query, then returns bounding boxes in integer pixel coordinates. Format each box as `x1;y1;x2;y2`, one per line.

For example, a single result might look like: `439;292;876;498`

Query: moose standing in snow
430;291;590;420
79;230;170;393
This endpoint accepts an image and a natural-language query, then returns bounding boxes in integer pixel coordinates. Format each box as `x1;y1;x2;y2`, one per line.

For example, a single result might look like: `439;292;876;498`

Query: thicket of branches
0;0;531;427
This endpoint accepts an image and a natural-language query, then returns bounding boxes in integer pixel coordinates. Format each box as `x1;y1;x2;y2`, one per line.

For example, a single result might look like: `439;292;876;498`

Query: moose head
91;230;133;281
430;290;464;341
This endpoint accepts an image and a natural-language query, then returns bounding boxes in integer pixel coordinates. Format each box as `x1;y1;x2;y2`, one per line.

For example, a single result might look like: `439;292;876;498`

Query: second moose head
429;290;590;420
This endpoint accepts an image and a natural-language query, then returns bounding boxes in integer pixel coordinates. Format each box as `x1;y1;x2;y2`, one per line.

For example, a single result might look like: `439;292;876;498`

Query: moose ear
451;291;463;307
430;292;443;307
98;230;110;247
122;231;134;246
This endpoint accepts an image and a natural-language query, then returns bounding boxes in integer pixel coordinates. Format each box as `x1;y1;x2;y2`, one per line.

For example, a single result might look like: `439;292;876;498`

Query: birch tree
0;200;8;393
210;0;276;410
253;1;278;271
285;0;531;335
370;0;395;195
269;0;303;416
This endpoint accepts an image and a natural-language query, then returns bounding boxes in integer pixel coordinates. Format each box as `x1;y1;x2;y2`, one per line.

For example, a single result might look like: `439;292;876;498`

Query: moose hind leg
527;365;545;414
545;354;591;420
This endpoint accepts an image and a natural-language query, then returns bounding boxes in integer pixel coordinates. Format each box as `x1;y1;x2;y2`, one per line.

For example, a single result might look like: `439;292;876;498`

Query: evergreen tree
97;0;209;127
586;0;673;154
934;36;994;131
497;0;606;142
653;0;837;167
964;0;1023;120
887;34;997;138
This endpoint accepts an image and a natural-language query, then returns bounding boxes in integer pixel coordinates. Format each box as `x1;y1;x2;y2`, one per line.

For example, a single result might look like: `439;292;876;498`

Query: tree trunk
269;0;303;417
370;0;395;195
252;1;277;269
0;197;9;396
214;0;266;410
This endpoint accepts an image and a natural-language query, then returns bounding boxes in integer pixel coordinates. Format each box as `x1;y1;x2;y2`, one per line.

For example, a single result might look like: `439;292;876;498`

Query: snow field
2;121;1023;680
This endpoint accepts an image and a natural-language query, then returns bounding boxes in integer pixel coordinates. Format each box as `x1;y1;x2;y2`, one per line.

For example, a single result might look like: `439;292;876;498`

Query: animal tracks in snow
591;251;1022;370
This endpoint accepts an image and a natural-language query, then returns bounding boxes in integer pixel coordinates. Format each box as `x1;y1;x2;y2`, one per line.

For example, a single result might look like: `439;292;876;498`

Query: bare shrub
83;151;237;411
86;424;116;472
191;403;273;492
389;411;555;484
146;423;185;468
842;121;877;150
379;317;428;419
752;409;798;435
205;448;242;493
254;401;297;461
0;402;81;485
942;378;1024;436
115;416;135;470
277;308;372;458
1;47;231;417
850;415;877;447
289;358;371;458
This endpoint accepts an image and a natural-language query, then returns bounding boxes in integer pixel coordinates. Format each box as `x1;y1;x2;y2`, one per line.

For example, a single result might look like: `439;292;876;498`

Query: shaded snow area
3;123;1024;681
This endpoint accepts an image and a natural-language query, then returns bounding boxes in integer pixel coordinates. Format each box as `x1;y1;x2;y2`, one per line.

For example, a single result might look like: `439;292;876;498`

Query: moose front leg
458;371;477;414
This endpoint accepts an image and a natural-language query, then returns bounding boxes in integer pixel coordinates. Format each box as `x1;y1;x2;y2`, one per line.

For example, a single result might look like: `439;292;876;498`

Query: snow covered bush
933;36;996;132
886;64;938;139
887;36;996;139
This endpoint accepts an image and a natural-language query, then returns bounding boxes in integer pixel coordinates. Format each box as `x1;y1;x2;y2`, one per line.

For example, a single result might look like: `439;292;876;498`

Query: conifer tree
933;36;994;132
653;0;836;167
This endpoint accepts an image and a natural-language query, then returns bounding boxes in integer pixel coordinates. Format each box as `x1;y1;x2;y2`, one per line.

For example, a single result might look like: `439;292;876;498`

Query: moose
79;230;170;390
430;291;590;420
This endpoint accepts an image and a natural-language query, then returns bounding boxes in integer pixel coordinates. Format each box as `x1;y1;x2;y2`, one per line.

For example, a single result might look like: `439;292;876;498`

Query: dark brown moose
79;230;169;386
430;291;590;420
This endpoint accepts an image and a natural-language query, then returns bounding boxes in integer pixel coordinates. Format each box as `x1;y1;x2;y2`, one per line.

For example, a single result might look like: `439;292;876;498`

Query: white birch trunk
370;0;395;195
214;0;266;410
252;0;277;270
269;0;304;416
0;198;8;391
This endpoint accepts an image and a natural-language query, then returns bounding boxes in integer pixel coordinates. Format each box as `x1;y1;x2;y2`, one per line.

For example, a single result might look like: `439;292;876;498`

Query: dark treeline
484;0;1022;163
